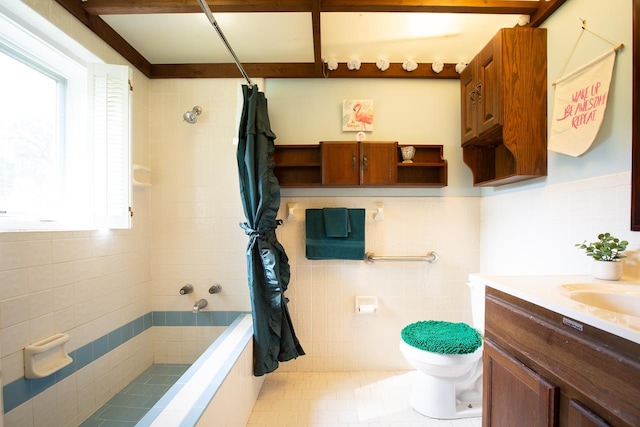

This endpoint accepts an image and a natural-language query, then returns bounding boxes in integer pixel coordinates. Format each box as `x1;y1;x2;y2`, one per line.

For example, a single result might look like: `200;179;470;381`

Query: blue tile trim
2;311;244;414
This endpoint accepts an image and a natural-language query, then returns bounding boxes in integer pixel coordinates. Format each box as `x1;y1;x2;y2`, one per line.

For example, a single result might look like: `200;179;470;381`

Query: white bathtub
136;314;263;426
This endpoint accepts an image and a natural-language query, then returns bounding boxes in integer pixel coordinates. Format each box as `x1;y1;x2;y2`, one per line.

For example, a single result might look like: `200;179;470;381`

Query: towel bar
365;251;438;263
285;202;383;222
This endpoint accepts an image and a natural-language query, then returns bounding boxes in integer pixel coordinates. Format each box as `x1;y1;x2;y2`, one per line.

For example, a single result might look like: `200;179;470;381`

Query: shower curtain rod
196;0;254;87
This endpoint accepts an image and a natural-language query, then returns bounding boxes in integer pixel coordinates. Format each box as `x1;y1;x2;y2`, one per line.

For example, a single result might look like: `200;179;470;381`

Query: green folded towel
323;208;350;237
305;208;365;260
401;320;482;355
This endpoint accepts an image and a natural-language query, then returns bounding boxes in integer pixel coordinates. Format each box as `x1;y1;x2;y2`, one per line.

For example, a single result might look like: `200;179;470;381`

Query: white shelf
132;163;152;187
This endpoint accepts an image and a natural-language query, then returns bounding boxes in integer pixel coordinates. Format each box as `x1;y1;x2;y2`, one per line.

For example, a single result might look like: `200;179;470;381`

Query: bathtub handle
209;284;222;294
179;284;194;295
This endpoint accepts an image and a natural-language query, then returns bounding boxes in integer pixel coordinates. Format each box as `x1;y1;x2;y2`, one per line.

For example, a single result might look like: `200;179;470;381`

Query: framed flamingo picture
343;99;373;131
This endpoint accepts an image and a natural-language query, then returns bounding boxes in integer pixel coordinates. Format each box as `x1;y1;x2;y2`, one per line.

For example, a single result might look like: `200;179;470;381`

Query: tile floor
247;371;482;427
79;364;190;426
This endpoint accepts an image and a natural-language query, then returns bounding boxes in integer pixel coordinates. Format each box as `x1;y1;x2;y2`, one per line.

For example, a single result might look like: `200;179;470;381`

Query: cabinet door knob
363;155;368;171
352;154;357;172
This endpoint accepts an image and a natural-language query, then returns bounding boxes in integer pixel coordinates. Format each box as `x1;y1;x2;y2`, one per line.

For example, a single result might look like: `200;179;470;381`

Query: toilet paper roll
358;304;376;313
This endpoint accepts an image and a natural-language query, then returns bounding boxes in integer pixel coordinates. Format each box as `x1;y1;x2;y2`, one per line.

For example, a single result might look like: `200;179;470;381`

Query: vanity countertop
469;274;640;345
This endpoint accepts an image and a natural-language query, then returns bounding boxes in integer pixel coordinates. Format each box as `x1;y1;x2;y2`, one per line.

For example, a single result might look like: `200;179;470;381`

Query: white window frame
0;2;131;231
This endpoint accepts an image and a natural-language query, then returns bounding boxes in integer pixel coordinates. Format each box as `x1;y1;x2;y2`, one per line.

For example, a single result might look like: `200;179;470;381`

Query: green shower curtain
236;84;305;376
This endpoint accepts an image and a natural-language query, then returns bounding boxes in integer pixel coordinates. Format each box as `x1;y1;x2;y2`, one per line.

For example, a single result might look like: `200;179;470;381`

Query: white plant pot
592;260;623;281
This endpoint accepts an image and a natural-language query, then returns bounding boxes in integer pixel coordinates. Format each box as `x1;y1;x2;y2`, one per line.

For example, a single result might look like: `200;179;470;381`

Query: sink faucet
193;299;208;313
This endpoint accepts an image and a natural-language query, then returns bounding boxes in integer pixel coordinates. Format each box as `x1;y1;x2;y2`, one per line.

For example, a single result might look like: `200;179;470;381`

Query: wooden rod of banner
580;19;625;52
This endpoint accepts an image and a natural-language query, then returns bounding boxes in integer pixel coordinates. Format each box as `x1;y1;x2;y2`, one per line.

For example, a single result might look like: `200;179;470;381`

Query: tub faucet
193;299;208;313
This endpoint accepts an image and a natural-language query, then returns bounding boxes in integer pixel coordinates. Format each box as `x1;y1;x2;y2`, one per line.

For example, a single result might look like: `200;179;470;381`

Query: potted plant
575;232;629;280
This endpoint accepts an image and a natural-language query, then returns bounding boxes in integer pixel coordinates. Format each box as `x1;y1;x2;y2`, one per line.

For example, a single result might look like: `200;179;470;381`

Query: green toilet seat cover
401;320;482;355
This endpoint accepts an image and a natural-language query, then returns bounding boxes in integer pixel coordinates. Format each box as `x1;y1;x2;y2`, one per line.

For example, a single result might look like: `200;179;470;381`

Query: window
0;4;131;231
0;48;62;222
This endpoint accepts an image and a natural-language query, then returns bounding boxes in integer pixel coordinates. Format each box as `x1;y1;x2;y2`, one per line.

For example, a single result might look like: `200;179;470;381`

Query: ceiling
54;0;567;79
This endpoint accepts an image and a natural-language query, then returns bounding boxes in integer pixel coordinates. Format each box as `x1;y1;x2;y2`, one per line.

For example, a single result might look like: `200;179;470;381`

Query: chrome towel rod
365;251;438;264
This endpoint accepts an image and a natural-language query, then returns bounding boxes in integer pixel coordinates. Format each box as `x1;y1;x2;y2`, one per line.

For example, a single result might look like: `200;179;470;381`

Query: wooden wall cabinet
321;141;397;186
273;142;447;188
460;27;547;186
484;287;640;427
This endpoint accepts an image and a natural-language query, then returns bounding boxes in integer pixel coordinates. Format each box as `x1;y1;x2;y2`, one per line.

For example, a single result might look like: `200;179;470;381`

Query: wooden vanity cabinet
484;287;640;427
320;141;397;186
460;27;547;186
483;339;558;427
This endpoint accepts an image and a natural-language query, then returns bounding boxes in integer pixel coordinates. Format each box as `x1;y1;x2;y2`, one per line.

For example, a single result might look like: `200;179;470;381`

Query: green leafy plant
575;232;629;261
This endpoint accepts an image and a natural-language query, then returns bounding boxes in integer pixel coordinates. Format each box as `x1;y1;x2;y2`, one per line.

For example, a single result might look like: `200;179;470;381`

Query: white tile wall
153;326;225;364
147;76;484;372
148;79;254;320
479;172;640;277
0;0;153;425
277;196;481;372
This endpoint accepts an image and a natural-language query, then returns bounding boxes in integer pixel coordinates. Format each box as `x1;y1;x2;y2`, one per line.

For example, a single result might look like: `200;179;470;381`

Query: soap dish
24;333;73;379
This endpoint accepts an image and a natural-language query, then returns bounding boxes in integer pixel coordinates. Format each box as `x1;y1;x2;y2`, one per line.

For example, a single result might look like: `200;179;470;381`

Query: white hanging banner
549;49;616;157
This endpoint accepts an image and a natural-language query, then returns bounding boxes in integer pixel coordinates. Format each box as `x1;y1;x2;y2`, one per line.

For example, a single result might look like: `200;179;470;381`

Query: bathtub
137;314;263;426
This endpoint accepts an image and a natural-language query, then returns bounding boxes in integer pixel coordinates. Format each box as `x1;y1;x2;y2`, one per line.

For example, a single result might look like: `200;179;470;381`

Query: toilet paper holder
355;296;378;313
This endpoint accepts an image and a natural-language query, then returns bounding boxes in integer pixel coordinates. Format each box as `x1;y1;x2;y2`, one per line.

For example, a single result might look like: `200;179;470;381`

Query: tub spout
193;299;208;313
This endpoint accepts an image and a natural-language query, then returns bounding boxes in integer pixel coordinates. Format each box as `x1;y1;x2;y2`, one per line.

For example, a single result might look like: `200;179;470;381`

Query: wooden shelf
273;143;447;188
272;145;322;187
396;145;447;187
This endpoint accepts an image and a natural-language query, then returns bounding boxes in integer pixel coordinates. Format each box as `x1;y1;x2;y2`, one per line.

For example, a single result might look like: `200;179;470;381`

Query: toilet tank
467;280;486;335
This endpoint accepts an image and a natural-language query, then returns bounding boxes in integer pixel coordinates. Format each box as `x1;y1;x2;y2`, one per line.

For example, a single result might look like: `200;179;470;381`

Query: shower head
183;106;202;124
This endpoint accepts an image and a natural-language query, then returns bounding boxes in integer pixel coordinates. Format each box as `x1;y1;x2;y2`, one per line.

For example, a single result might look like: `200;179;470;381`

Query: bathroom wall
0;1;153;426
1;0;637;425
147;79;256;361
480;172;640;275
265;78;479;197
277;196;480;371
256;75;482;371
145;76;481;371
479;0;639;274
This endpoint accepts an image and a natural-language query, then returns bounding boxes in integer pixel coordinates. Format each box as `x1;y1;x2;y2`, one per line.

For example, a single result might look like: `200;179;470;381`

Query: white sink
560;283;640;317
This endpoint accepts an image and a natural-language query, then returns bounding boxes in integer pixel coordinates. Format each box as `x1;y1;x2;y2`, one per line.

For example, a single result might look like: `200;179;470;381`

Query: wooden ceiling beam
151;62;319;79
529;0;569;28
83;0;312;15
311;0;323;76
83;0;539;16
319;1;539;15
150;62;460;79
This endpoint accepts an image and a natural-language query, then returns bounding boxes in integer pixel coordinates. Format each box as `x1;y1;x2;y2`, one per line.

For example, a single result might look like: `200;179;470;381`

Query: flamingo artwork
343;99;374;131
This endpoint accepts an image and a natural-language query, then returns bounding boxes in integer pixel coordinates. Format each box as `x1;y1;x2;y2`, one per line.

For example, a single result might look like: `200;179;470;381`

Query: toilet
400;281;485;419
